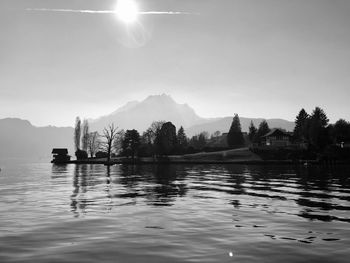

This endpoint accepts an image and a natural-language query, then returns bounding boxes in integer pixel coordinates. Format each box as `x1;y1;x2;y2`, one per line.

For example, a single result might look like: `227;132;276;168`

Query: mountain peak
144;94;175;103
90;94;204;132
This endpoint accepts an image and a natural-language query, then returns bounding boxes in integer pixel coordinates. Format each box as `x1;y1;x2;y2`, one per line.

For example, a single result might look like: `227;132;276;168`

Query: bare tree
143;121;166;144
102;124;119;163
81;119;89;152
113;129;125;155
74;117;81;151
87;131;100;158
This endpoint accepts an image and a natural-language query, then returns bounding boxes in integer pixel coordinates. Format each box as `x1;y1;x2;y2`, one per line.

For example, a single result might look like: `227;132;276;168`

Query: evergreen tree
227;114;245;148
309;107;330;149
311;107;329;127
256;120;270;142
177;126;188;149
122;129;141;160
248;121;257;143
156;122;177;155
74;117;81;151
333;119;350;144
293;108;309;142
81;119;89;152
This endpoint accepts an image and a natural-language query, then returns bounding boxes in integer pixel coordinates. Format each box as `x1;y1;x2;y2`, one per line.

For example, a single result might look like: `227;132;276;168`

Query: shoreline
52;158;347;165
52;148;349;165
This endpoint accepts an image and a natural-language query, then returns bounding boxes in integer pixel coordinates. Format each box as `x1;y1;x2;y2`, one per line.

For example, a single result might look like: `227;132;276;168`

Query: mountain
0;95;295;160
186;117;295;137
90;94;206;132
89;94;294;136
0;118;74;161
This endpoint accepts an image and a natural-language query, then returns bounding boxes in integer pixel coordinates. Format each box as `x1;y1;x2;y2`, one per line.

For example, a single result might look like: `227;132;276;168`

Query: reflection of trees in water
70;165;80;216
66;163;350;221
294;165;350;222
221;164;350;223
70;164;112;217
296;166;334;222
223;165;280;208
225;165;247;196
149;165;187;206
69;164;190;215
117;164;188;206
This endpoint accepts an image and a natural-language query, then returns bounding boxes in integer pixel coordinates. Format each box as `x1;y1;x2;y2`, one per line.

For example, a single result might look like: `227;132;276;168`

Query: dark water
0;162;350;262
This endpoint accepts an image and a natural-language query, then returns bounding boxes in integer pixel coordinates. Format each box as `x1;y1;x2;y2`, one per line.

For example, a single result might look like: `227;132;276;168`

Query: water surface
0;162;349;262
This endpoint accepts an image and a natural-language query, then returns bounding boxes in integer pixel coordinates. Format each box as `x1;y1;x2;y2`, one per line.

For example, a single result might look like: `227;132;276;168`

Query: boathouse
262;128;292;147
51;148;71;163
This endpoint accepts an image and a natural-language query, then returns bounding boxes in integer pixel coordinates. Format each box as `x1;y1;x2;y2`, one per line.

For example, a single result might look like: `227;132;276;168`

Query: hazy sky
1;0;350;126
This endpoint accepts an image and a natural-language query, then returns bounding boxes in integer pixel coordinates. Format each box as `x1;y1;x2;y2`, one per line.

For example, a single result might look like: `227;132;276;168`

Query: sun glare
115;0;139;24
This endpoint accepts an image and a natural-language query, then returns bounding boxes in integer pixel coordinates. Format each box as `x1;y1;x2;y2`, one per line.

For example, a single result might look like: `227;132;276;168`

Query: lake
0;162;349;262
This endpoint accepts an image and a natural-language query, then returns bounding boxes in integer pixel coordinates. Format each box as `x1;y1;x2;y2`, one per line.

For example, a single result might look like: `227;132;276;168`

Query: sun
115;0;139;24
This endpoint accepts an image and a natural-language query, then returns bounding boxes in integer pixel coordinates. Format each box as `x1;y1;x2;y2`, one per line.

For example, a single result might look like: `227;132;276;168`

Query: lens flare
115;0;139;24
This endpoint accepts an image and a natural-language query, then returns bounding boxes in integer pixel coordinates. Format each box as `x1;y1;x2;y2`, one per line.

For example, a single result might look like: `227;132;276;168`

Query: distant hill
0;118;74;161
90;94;207;132
186;117;295;137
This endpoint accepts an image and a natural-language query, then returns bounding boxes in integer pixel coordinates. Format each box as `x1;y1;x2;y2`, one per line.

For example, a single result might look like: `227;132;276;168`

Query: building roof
262;128;292;138
52;148;68;154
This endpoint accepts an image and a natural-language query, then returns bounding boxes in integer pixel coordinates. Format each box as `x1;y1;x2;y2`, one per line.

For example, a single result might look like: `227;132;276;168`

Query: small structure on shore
51;148;71;163
262;128;292;147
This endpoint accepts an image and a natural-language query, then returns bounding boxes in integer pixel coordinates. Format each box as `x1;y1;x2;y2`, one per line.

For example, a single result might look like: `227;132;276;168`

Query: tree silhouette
81;119;89;152
189;132;208;150
332;119;350;144
144;121;166;144
156;122;177;155
74;117;81;151
227;114;244;148
293;109;309;142
122;129;141;160
102;124;119;163
248;121;257;143
177;126;188;150
87;131;100;158
309;107;330;149
256;120;270;143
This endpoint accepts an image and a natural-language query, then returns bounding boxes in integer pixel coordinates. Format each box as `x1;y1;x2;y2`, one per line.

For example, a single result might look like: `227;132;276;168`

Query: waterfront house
51;148;71;163
262;128;292;147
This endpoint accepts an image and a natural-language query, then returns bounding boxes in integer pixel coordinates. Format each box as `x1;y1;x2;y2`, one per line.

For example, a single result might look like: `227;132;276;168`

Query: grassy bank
53;148;328;165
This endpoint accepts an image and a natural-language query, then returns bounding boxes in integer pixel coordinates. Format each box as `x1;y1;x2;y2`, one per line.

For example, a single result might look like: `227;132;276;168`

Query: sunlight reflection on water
0;163;349;262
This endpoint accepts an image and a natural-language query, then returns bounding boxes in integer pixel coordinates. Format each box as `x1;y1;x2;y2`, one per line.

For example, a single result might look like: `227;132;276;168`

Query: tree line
292;107;350;151
73;106;350;161
73;118;200;161
73;117;242;161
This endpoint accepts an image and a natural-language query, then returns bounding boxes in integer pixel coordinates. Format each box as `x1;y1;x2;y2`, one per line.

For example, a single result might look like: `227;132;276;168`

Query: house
262;128;292;147
51;148;71;163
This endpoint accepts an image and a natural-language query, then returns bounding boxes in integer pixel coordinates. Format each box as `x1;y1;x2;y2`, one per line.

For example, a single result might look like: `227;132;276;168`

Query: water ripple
0;163;350;262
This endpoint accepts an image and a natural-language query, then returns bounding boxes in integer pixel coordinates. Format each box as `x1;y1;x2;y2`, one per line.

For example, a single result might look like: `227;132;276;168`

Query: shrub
75;150;88;160
95;151;108;158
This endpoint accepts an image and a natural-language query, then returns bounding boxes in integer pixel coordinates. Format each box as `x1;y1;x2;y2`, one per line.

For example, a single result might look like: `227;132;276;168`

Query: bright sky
1;0;350;126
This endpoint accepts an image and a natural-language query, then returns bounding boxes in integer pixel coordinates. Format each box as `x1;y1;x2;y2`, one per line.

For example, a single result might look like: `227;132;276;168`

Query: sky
1;0;350;127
